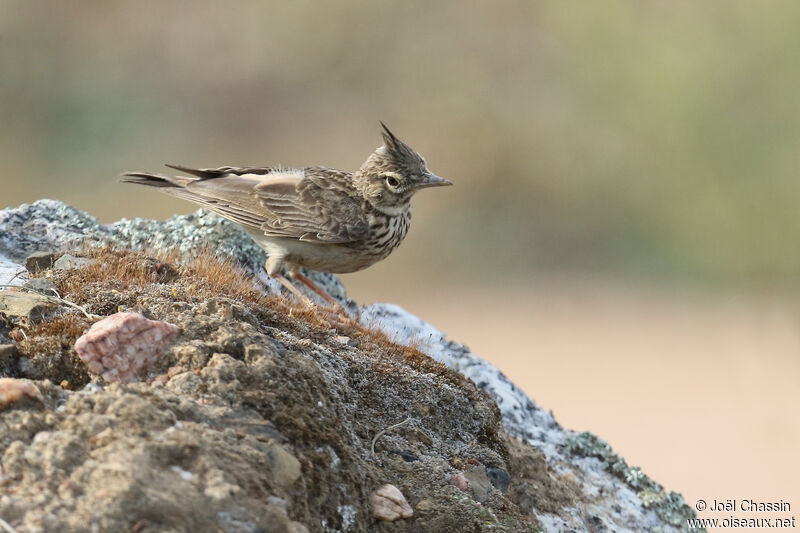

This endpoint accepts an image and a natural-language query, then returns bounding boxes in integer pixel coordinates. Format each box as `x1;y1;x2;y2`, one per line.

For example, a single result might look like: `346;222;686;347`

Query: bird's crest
374;122;423;167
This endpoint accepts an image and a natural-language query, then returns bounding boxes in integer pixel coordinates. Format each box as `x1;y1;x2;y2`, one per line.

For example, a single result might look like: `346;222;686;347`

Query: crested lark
121;124;452;308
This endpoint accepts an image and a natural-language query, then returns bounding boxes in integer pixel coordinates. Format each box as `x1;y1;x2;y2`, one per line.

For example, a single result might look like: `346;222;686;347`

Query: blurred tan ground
346;272;800;514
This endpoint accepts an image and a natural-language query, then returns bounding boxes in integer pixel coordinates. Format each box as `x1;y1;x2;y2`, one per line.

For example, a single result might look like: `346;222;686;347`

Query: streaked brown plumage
121;123;452;308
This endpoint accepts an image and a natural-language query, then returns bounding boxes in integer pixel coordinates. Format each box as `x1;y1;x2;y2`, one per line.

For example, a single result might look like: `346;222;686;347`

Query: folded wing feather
161;166;368;244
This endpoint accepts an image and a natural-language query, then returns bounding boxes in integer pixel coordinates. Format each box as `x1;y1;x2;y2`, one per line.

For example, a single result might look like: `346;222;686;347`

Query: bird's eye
385;175;401;188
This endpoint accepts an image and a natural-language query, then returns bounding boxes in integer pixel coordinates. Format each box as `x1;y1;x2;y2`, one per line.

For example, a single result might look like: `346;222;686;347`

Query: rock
413;427;433;446
74;312;179;383
167;366;188;378
388;449;419;462
0;200;106;261
0;291;58;326
0;255;27;286
25;251;57;272
0;344;17;376
370;484;413;521
0;344;17;358
53;254;93;271
265;443;301;489
0;377;43;408
361;303;699;531
0;200;355;306
0;201;700;533
218;504;309;533
415;498;434;512
486;466;511;492
464;465;494;503
450;472;469;491
22;277;59;296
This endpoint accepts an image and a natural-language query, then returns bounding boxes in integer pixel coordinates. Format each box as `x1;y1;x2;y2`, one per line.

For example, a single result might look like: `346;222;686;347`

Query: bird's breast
363;212;410;259
249;212;411;274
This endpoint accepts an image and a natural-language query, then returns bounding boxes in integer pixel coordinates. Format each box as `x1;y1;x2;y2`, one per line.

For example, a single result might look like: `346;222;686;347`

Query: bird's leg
272;272;316;308
290;271;349;315
267;257;349;317
265;257;313;307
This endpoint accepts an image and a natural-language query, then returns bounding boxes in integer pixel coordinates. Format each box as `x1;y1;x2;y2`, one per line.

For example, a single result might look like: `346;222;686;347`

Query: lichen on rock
563;431;701;532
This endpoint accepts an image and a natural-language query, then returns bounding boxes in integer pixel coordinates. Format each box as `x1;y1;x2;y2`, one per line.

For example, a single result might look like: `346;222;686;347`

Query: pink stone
74;312;179;383
370;484;413;521
0;378;43;407
450;472;470;491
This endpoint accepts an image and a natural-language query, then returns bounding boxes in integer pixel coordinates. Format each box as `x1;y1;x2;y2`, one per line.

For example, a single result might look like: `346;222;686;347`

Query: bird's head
355;123;452;214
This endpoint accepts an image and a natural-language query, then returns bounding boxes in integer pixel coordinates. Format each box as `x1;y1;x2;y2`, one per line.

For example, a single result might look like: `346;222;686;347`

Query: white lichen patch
337;504;357;530
0;254;27;286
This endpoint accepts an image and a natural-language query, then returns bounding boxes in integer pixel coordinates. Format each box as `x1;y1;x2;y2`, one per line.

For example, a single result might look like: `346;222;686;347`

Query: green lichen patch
563;432;704;532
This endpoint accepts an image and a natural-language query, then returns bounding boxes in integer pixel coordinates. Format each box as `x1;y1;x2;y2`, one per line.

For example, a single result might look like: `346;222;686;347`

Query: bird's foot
291;271;351;316
272;272;316;308
271;271;353;325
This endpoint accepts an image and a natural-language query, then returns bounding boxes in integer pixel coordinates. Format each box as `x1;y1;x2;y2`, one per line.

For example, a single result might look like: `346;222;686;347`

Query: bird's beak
416;173;453;189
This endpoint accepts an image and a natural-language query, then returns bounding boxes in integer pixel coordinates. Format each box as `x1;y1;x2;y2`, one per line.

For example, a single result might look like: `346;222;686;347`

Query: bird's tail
120;171;196;189
120;168;229;217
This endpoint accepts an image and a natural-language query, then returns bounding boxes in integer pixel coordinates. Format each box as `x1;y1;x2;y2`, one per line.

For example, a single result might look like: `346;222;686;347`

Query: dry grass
47;247;272;307
23;313;90;339
32;248;476;393
19;313;92;358
174;249;476;390
50;247;180;299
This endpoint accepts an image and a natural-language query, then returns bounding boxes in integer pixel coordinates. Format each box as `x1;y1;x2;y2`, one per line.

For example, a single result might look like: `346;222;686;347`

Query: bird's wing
171;166;368;244
254;167;370;243
165;164;276;179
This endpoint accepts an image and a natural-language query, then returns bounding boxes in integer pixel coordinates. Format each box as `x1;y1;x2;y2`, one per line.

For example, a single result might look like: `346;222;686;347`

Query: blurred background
2;0;798;517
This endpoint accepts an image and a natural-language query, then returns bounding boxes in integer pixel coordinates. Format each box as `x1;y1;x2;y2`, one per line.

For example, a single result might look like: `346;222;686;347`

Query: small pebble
53;254;93;271
0;344;18;358
388;449;419;462
415;499;434;512
32;431;51;444
25;251;56;273
23;277;59;296
89;428;114;448
486;466;511;492
168;366;188;378
170;465;193;481
0;377;43;407
333;335;359;347
450;472;469;491
370;484;413;522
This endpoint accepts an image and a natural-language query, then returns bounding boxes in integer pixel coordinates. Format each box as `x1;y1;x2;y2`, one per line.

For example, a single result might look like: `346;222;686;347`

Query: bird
120;123;452;309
